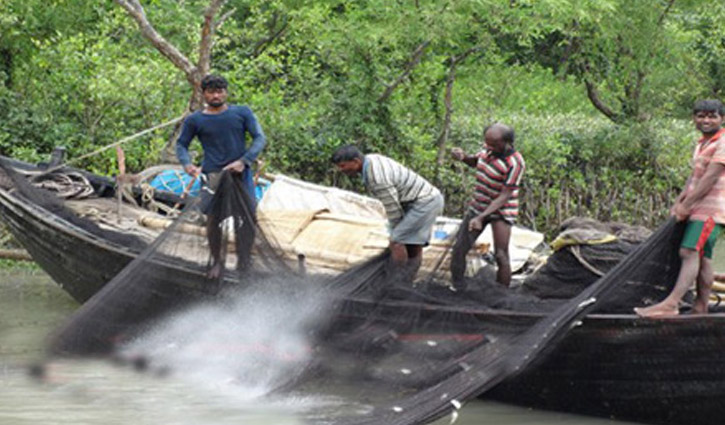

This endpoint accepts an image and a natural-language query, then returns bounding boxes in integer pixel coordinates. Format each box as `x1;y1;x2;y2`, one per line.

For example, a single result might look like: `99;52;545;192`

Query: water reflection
2;359;307;425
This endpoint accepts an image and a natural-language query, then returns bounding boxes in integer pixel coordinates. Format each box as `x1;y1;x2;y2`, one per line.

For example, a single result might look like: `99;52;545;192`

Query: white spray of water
120;275;332;400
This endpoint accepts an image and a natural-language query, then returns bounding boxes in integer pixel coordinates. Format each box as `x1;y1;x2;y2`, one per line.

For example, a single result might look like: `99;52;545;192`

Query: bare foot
690;303;709;315
634;305;679;318
207;263;223;280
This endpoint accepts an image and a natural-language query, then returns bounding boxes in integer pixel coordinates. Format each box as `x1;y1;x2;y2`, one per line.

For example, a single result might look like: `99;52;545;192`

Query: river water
0;267;644;425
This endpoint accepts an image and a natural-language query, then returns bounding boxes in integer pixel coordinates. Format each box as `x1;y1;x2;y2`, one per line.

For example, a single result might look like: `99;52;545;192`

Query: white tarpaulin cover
258;174;544;276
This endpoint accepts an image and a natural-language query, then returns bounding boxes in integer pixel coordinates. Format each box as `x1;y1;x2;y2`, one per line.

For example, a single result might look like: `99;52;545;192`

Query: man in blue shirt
175;74;266;279
176;74;266;207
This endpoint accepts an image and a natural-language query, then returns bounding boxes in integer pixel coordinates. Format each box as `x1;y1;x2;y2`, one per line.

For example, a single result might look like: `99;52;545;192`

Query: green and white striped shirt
362;154;440;225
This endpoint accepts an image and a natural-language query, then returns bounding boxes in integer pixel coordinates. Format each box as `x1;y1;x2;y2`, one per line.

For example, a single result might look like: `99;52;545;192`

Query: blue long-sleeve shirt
175;105;266;172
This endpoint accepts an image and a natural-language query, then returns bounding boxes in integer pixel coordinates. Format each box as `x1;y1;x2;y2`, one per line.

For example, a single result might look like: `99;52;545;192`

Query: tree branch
113;0;196;78
584;77;620;123
216;8;236;31
253;12;289;58
198;0;228;79
658;0;676;25
436;55;457;168
377;40;430;103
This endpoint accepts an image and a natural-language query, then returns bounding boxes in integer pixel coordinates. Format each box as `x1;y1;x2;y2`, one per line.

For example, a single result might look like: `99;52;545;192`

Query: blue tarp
149;170;271;202
149;170;201;197
254;177;271;202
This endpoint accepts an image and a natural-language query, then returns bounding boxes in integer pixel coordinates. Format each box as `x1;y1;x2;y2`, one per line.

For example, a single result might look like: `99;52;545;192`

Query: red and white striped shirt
469;148;525;222
688;128;725;224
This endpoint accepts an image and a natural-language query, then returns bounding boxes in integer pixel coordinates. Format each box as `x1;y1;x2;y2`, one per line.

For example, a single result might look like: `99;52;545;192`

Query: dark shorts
200;168;256;214
390;193;444;245
681;219;722;259
467;206;513;225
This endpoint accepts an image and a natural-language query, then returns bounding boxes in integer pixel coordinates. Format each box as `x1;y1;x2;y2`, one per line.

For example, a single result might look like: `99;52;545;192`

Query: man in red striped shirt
450;123;525;288
636;100;725;317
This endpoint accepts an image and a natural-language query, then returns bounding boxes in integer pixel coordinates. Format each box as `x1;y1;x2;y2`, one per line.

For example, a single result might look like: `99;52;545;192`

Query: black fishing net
518;217;684;312
46;172;290;356
0;157;687;424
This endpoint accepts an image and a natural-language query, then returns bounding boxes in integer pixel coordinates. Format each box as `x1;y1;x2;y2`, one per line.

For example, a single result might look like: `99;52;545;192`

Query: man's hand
223;159;246;173
451;147;466;161
672;203;690;222
469;215;485;232
184;164;201;177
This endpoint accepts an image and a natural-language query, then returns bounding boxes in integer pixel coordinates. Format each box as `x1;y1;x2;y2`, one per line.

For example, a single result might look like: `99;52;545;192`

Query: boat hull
489;313;725;425
0;189;134;302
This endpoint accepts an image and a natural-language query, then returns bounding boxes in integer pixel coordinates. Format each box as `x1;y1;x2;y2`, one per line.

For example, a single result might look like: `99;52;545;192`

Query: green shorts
681;219;722;259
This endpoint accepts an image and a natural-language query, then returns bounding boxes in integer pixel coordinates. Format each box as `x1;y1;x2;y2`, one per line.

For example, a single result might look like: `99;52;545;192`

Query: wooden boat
1;155;723;425
0;155;543;302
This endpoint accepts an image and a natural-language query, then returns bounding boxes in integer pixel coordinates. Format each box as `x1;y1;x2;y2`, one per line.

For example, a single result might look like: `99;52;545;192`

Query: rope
140;183;156;206
41;115;185;176
138;182;180;217
119;181;139;207
30;171;96;199
568;245;605;276
712;292;722;309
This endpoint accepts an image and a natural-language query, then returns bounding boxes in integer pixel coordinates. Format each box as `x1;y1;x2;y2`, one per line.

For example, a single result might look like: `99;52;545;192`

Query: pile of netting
0;158;685;425
516;216;683;312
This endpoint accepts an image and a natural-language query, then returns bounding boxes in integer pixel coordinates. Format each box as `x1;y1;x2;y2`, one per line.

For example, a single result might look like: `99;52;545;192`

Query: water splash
119;275;331;400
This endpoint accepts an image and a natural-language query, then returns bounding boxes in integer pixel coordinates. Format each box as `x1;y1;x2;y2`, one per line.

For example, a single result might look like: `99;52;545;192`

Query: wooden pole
0;249;33;261
172;173;199;210
116;146;127;224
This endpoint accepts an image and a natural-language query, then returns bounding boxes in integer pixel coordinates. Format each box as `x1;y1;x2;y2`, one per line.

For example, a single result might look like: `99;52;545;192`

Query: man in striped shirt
450;123;525;288
332;145;444;280
636;100;725;317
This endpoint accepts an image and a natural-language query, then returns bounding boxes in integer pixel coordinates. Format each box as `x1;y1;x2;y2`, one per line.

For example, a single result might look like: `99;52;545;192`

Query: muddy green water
0;267;648;425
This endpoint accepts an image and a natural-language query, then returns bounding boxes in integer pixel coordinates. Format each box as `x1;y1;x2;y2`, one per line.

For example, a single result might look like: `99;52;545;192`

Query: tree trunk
435;55;457;170
114;0;229;163
434;47;479;182
1;49;12;88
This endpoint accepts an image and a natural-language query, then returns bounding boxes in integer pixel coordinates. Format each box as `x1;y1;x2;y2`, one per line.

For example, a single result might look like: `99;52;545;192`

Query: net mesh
0;159;686;424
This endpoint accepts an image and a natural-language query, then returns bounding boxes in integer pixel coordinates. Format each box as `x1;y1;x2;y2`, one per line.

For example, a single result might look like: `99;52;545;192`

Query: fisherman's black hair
331;144;364;163
693;99;725;116
483;123;515;145
201;74;228;91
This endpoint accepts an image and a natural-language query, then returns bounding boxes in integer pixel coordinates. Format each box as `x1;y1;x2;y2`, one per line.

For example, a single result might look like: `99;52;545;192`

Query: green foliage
505;0;715;122
0;0;719;238
5;7;189;174
0;84;57;160
432;113;693;237
0;258;40;271
684;2;725;99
